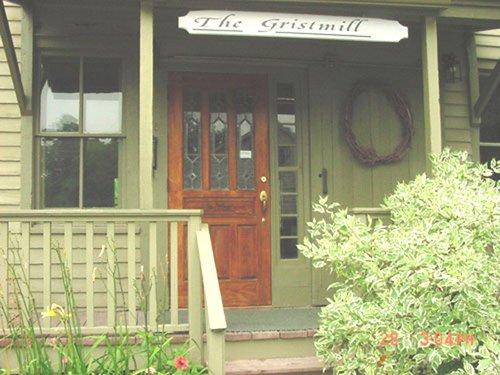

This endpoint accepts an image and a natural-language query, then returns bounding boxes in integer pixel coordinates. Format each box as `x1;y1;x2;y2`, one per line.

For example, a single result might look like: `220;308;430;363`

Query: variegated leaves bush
299;150;500;374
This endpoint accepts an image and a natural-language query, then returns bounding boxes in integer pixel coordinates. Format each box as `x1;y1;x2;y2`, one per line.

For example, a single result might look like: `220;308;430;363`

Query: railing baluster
187;216;203;362
85;222;94;327
170;221;178;327
42;222;51;329
64;222;73;275
148;221;157;326
21;222;30;296
0;222;9;330
107;222;116;327
127;222;136;326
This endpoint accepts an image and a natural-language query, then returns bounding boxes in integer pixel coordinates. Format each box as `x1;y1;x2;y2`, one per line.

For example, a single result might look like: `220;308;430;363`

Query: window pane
480;146;500;181
183;91;202;189
280;195;297;214
280;217;297;236
210;92;228;189
83;138;118;207
237;113;255;190
280;238;298;259
40;59;80;132
41;138;79;207
84;60;122;134
278;146;296;166
279;171;297;193
278;124;296;145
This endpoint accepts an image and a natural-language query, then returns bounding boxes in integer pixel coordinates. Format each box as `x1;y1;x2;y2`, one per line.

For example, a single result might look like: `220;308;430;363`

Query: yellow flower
41;303;70;320
41;306;58;318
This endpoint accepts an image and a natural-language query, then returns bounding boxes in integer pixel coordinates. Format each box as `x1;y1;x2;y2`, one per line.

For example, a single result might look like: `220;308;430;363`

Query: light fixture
442;54;462;83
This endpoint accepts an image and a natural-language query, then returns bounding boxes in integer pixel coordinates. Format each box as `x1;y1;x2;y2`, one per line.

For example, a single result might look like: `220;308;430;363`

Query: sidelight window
38;57;122;208
277;83;299;259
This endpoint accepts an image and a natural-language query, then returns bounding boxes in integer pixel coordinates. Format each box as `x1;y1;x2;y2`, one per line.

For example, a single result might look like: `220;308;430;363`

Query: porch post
139;0;154;209
421;16;442;172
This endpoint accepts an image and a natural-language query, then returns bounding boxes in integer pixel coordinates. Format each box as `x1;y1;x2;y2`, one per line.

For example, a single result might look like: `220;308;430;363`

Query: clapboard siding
476;29;500;70
0;1;21;211
440;32;473;153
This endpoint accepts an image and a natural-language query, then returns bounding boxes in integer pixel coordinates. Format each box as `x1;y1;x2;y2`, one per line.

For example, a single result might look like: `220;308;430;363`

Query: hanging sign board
179;11;408;43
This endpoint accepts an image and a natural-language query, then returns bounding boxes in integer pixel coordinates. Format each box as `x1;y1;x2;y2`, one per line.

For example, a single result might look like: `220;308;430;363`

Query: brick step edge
225;356;326;375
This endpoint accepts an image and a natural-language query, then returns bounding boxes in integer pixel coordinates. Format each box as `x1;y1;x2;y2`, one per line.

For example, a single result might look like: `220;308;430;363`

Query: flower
41;303;70;320
174;356;189;370
62;356;69;365
145;367;156;374
41;305;58;318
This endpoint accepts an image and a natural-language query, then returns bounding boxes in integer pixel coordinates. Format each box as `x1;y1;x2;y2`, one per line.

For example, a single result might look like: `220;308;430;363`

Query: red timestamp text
379;331;474;348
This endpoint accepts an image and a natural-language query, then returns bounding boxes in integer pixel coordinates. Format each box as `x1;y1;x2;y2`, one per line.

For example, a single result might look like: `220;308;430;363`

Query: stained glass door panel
168;73;271;307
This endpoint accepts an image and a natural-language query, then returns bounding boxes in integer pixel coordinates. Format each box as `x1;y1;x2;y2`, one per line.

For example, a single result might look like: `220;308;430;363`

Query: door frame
159;64;312;307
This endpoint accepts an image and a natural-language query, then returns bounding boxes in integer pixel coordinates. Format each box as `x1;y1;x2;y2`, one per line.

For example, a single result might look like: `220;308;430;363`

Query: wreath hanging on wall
342;80;414;167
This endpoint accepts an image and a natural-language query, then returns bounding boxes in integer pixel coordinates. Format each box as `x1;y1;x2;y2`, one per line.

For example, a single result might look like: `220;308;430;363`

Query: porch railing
197;223;227;374
350;207;391;224
0;209;224;365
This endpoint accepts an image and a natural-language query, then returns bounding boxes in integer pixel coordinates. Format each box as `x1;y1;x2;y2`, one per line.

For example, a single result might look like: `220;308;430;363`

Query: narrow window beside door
277;83;299;259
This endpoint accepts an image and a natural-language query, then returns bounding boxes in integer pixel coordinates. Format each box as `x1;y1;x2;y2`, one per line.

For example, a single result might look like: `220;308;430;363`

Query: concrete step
225;356;326;375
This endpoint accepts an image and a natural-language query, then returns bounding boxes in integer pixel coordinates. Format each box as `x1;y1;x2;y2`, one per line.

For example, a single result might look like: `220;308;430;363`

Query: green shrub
299;150;500;374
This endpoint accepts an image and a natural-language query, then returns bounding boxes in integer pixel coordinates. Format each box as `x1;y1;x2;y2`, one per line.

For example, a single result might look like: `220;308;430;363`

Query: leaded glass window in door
182;87;257;192
183;91;202;189
210;92;229;190
236;90;256;190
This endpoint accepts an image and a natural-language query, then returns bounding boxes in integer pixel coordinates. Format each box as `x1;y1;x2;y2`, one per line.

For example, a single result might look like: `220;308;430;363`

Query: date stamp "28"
379;332;474;348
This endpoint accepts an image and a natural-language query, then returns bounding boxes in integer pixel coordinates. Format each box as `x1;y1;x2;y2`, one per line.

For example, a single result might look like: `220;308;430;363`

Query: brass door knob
259;190;268;210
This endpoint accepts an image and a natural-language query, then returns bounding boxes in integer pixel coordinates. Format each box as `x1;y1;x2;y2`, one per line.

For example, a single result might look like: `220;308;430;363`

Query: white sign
179;11;408;43
240;150;252;159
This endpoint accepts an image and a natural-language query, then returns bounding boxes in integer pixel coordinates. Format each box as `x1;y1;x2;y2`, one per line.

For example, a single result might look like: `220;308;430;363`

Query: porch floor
161;307;321;332
224;307;321;332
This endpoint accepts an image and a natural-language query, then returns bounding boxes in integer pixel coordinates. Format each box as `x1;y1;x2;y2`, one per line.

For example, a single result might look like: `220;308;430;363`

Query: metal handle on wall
319;168;328;195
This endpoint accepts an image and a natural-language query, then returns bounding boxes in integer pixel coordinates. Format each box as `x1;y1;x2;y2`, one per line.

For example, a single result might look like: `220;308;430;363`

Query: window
38;57;122;208
479;71;500;181
277;83;299;259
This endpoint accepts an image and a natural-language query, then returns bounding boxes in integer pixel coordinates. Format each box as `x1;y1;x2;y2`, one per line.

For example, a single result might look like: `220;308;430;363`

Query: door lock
259;190;269;211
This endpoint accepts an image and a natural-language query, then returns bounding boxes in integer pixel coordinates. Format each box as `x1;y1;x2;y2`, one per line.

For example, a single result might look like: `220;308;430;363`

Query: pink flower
62;356;69;365
174;356;189;370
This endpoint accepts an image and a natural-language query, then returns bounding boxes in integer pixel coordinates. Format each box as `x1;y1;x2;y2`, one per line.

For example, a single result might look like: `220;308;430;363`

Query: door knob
259;190;269;211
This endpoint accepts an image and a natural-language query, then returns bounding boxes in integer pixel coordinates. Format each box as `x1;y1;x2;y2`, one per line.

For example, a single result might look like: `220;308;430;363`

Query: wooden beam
20;4;34;208
139;0;154;209
421;16;442;172
474;60;500;119
0;0;28;115
465;33;481;162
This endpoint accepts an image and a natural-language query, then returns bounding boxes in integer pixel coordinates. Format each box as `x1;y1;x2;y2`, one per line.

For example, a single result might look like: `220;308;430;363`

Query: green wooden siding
441;32;474;156
476;29;500;70
0;2;21;210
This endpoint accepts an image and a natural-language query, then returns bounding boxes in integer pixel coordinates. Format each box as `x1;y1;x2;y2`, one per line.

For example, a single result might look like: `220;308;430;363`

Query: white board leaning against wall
179;10;409;43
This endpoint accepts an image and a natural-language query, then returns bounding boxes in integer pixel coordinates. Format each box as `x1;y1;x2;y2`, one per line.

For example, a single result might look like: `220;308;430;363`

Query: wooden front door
168;73;271;307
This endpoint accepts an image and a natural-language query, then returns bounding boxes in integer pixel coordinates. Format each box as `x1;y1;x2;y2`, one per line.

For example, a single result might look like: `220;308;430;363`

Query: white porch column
421;16;443;172
139;0;154;209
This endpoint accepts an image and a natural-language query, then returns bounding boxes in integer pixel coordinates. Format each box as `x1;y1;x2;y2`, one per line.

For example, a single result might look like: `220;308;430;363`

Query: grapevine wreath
342;80;414;167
